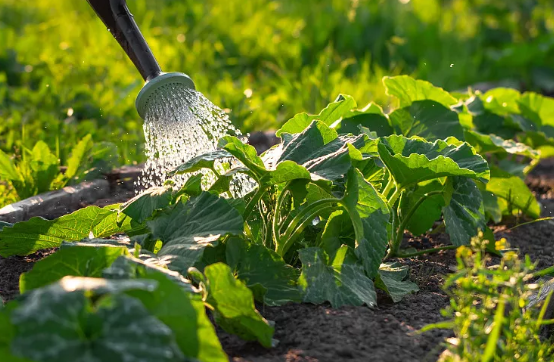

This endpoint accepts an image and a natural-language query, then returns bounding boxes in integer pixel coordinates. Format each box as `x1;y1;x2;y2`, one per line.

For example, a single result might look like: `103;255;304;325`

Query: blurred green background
1;0;553;165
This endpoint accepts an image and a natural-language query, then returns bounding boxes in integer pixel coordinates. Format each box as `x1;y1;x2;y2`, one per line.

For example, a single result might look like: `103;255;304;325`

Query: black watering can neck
86;0;162;80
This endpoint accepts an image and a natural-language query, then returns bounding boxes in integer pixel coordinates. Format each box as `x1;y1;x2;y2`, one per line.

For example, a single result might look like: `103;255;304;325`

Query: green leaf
123;266;228;362
442;177;486;246
0;206;133;257
481;88;521;115
149;192;243;273
103;255;195;292
170;150;231;175
378;135;490;190
486;167;541;219
19;244;129;293
464;130;540;161
204;263;274;347
276;94;357;136
9;278;183;362
0;149;19;181
63;134;93;181
518;92;554;129
336;103;394;137
226;238;302;306
480;188;504;224
298;246;377;308
178;174;203;196
400;179;451;236
376;262;419;303
76;142;118;183
389;100;464;141
383;75;458;108
29;141;59;194
320;210;355;258
276;121;357;181
218;136;267;178
264;161;311;184
341;168;390;279
0;303;32;362
119;185;173;223
521;131;554;159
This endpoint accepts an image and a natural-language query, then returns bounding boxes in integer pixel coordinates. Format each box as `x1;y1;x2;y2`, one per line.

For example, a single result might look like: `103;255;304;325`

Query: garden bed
1;158;553;362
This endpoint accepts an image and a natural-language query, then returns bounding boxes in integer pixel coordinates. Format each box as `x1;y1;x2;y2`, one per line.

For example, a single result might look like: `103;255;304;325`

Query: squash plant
0;76;551;362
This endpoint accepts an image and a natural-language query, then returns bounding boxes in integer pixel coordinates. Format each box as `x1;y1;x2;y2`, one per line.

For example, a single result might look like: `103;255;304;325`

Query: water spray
86;0;195;118
86;0;252;194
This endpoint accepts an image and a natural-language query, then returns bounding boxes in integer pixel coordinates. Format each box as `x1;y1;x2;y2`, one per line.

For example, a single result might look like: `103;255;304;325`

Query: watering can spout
86;0;161;80
86;0;196;118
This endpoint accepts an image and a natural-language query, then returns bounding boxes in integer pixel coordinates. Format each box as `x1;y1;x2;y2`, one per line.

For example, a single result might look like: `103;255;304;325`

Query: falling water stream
136;84;254;196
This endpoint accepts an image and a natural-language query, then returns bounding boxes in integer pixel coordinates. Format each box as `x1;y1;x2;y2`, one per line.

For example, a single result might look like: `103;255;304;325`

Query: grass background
1;0;553;165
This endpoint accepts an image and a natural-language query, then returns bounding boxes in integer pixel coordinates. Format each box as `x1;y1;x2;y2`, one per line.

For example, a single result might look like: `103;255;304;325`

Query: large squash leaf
149;192;243;273
389;100;463;141
276;94;356;136
226;238;302;306
0;206;133;257
340;168;390;279
298;246;377;308
8;278;183;362
442;177;487;246
19;244;129;293
383;75;458;108
377;135;490;190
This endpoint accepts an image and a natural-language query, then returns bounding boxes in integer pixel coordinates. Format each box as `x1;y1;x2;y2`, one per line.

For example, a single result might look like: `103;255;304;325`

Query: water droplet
138;85;255;196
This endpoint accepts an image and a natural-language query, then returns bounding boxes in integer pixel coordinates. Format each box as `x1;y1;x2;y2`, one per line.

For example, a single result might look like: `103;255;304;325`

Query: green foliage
424;236;554;362
0;205;135;257
0;136;117;207
2;75;554;360
2;0;554;168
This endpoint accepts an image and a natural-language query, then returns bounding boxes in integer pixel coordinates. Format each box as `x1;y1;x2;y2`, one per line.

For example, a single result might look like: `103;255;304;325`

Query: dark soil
2;159;554;361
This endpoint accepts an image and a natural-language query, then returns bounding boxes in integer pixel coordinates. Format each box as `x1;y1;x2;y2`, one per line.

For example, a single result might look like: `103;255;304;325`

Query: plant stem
272;182;292;247
276;205;335;256
395;245;458;258
382;176;395;198
243;186;267;221
387;190;443;258
276;199;337;255
388;188;402;206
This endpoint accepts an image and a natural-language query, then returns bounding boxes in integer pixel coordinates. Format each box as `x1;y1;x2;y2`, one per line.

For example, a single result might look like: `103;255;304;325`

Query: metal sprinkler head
86;0;195;119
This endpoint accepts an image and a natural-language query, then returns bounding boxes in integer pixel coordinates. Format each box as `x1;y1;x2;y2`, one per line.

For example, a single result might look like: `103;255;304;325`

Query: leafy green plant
1;75;553;361
0;135;117;207
423;234;554;362
2;0;554;164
